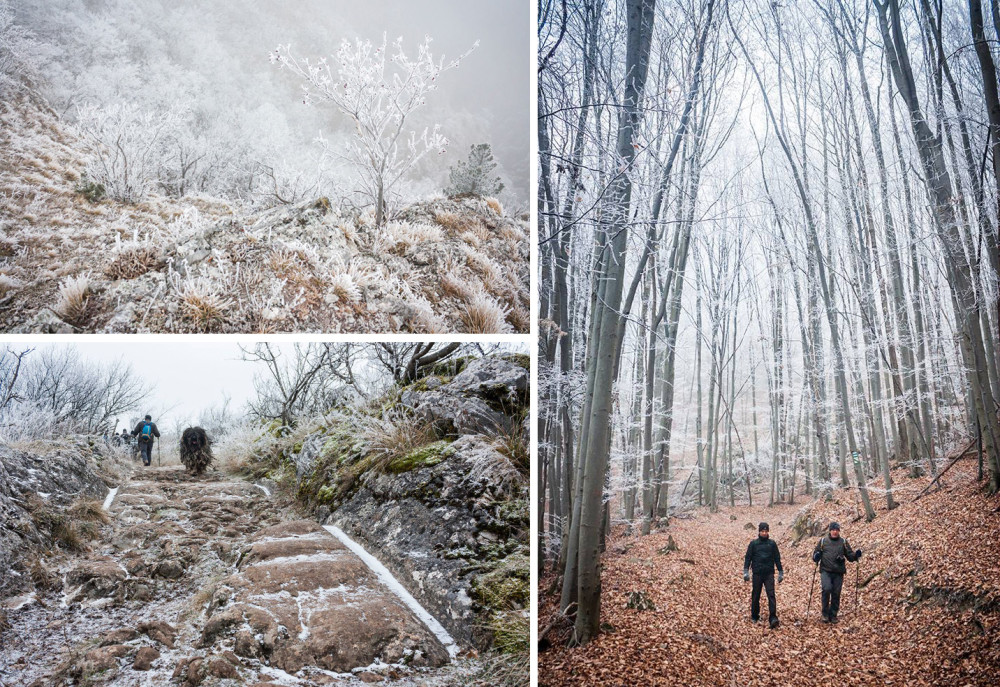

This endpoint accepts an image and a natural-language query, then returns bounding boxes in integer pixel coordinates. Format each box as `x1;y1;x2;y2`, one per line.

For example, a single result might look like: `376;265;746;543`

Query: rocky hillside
0;95;529;334
0;438;123;598
240;354;530;676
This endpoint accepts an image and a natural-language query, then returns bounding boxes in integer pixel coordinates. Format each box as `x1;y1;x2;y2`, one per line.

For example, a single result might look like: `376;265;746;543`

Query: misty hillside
0;94;529;333
0;1;528;333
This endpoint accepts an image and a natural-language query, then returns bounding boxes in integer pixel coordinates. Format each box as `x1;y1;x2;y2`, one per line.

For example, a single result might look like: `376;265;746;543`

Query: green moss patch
387;439;455;473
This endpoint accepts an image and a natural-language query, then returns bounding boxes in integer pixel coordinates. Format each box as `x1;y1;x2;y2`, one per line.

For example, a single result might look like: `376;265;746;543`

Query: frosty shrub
76;103;180;203
214;420;275;473
328;271;361;303
271;35;476;227
460;292;512;334
53;274;92;326
0;401;64;443
445;143;504;198
0;2;36;94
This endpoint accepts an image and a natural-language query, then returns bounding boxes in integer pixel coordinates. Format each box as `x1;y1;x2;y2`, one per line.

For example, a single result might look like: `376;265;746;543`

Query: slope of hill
0;95;528;334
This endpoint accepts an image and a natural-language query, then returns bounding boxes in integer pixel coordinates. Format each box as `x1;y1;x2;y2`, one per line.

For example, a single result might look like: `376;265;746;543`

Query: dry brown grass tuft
485;197;503;216
465;249;502;284
507;306;530;332
433;210;467;234
177;280;231;332
69;498;111;524
441;270;476;302
53;274;93;326
461;292;513;334
104;245;159;280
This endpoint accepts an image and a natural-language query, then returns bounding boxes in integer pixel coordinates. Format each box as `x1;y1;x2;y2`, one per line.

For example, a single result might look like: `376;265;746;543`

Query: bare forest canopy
537;0;1000;647
7;0;528;207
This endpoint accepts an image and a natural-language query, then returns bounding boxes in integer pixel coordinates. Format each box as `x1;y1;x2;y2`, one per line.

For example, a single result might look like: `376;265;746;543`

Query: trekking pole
855;558;860;613
807;561;818;616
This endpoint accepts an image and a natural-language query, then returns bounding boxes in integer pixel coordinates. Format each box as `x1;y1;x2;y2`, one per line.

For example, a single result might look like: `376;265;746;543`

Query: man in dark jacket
812;521;862;623
743;522;783;628
131;415;160;467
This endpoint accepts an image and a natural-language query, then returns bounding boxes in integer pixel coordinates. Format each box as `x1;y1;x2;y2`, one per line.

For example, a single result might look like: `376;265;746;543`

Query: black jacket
813;535;857;574
744;536;783;575
131;421;160;442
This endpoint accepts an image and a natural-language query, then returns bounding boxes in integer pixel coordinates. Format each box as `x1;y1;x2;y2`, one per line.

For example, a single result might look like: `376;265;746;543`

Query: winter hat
829;521;841;531
758;522;769;532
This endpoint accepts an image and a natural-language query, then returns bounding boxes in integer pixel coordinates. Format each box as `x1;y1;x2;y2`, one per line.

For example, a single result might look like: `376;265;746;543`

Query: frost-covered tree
0;1;36;93
445;143;504;197
76;103;181;203
271;34;476;226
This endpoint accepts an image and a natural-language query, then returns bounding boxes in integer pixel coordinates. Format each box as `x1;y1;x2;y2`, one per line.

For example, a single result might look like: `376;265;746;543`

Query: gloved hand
812;550;821;563
778;571;784;583
855;548;862;559
743;569;750;582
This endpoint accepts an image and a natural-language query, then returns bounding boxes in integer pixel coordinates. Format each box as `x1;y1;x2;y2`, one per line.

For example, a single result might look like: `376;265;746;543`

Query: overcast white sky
29;342;285;432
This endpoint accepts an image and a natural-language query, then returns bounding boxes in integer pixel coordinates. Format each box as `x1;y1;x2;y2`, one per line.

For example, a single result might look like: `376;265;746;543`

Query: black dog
180;426;213;475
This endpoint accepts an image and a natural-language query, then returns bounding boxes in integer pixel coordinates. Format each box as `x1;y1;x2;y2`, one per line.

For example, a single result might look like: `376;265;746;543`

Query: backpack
140;422;153;443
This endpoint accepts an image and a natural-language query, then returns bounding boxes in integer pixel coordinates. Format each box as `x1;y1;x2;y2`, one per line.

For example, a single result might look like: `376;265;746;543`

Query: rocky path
1;466;470;686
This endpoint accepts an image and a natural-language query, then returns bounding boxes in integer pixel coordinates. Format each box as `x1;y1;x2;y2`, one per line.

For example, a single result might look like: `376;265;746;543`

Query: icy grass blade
102;486;119;511
323;524;460;659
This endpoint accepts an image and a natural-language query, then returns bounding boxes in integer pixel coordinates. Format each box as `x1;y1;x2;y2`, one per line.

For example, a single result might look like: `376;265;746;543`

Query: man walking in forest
743;522;784;628
812;522;862;623
131;414;160;467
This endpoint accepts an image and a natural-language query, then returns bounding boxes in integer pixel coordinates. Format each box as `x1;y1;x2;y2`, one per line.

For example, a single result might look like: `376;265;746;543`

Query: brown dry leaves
539;459;1000;686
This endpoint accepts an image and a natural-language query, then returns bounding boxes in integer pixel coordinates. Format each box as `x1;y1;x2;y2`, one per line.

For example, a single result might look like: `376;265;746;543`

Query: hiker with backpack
743;522;784;628
812;521;862;624
131;414;160;467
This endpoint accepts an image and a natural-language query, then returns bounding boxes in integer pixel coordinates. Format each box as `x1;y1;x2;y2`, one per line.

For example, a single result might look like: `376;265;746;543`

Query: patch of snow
102;486;119;511
247;551;350;568
2;593;36;611
323;525;460;659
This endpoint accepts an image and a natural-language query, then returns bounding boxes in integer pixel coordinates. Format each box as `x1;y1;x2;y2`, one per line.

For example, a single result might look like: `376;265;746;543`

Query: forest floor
0;464;479;686
538;453;1000;686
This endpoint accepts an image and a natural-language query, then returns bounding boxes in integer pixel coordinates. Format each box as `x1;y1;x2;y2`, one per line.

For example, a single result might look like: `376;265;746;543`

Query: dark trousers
139;441;153;466
821;570;844;618
751;570;777;621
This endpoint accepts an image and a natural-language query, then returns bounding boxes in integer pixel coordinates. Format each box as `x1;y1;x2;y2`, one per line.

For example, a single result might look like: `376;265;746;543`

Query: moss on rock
386;440;455;474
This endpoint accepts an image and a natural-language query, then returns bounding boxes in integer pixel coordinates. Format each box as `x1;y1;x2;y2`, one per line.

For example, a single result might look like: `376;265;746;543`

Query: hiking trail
1;465;474;686
539;461;1000;686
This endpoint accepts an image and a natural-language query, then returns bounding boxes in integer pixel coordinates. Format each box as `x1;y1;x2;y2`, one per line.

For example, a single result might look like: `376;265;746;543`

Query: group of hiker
742;521;862;628
105;414;161;466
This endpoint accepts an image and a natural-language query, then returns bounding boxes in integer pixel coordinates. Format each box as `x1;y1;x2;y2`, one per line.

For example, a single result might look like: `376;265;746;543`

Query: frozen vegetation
0;1;528;333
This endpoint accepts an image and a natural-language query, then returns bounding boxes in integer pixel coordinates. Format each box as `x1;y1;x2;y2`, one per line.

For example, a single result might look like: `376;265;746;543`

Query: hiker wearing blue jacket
131;415;160;467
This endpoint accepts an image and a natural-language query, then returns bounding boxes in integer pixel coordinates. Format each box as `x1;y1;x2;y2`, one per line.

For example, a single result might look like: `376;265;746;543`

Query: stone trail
0;465;469;686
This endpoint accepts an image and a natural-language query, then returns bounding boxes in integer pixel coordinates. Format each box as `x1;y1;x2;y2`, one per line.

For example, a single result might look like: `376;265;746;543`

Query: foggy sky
15;0;528;199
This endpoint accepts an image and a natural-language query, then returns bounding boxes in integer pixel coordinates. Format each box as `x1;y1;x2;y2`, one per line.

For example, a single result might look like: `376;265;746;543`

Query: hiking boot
769;617;780;629
830;615;839;624
820;614;830;624
751;617;760;623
